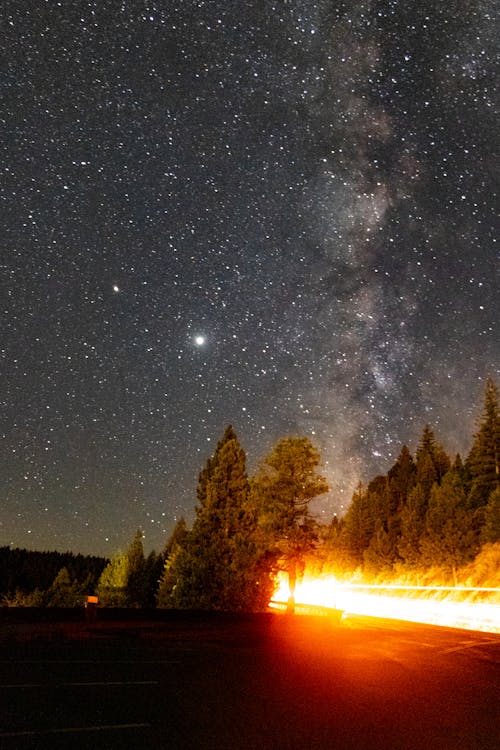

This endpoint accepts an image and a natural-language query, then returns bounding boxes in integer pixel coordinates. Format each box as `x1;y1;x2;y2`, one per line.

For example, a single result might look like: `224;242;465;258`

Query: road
0;612;499;749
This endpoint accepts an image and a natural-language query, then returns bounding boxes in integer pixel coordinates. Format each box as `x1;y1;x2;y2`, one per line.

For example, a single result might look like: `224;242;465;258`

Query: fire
270;573;500;634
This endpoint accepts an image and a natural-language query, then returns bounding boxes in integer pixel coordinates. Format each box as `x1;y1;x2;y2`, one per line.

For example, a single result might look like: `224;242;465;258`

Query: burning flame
270;573;500;634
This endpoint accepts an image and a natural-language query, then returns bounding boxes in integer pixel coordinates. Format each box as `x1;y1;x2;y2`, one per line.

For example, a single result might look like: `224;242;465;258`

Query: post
287;561;296;614
85;595;98;623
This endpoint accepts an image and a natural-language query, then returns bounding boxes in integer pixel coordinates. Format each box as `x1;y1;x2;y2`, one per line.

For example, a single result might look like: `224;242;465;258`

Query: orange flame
270;573;500;633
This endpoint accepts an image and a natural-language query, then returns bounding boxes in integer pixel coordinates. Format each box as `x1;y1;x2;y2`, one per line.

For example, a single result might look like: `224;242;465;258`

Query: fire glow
270;574;500;634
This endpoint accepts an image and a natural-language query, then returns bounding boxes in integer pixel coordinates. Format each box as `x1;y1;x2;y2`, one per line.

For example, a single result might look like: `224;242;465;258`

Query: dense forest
0;548;107;606
2;378;499;608
320;378;500;584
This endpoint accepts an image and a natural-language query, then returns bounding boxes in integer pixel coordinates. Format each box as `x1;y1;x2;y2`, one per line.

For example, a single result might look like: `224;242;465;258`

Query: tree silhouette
159;426;273;611
398;484;427;568
481;486;500;544
467;378;500;507
96;529;146;607
97;552;130;606
253;437;328;612
46;567;81;607
420;470;477;584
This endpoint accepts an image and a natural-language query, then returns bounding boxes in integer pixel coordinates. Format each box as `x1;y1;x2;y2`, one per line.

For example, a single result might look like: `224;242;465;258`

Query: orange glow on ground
270;574;500;633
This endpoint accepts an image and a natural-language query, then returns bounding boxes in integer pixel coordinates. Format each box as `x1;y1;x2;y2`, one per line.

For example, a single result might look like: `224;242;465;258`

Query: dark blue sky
2;1;498;556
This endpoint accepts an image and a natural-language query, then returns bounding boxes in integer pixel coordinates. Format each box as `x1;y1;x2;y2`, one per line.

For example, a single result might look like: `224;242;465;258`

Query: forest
1;378;499;609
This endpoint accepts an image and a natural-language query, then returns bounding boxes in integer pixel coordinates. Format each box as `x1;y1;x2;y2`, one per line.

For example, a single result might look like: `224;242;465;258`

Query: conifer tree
46;567;81;607
416;450;438;503
156;518;189;607
318;516;352;574
398;484;427;568
341;483;375;567
419;469;477;583
96;529;146;607
466;378;500;508
481;486;500;544
143;550;163;607
363;522;395;575
387;445;416;508
365;474;402;567
159;426;272;611
126;530;147;607
253;437;328;611
97;553;129;606
164;517;188;557
415;425;450;502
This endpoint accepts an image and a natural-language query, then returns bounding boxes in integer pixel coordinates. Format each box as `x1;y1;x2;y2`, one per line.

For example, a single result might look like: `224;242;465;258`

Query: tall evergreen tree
365;474;402;567
45;567;81;607
387;445;416;509
341;483;375;567
126;530;147;607
419;469;477;583
97;529;146;607
398;484;427;568
466;378;500;508
318;516;352;574
160;426;272;611
143;550;163;607
363;522;395;575
156;518;189;607
415;425;450;502
97;552;129;606
481;486;500;544
252;436;328;611
164;517;188;558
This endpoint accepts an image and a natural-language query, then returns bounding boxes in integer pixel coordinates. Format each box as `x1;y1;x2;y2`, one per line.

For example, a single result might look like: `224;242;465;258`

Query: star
1;1;496;556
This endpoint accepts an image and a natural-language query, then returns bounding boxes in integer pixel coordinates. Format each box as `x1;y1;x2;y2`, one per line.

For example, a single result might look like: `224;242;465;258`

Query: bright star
194;335;206;346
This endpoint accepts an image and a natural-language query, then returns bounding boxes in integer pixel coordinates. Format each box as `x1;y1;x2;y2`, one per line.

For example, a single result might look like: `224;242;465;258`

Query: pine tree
398;484;427;568
164;517;188;557
466;378;500;508
363;523;395;575
341;483;375;567
96;529;147;607
319;516;354;575
387;445;416;509
156;518;189;607
160;426;272;611
419;470;477;583
96;553;129;606
415;425;450;502
416;450;438;503
481;486;500;544
126;530;147;607
365;474;402;569
252;436;328;611
143;550;163;607
46;567;81;607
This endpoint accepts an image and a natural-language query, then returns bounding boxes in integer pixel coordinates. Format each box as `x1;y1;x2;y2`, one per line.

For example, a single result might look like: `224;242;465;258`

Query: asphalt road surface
0;612;499;750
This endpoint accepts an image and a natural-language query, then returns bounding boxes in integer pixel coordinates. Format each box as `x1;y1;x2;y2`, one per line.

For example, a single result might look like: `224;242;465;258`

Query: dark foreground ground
0;611;499;750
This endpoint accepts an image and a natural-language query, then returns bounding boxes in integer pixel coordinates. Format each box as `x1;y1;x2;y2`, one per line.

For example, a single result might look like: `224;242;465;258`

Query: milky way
2;1;498;555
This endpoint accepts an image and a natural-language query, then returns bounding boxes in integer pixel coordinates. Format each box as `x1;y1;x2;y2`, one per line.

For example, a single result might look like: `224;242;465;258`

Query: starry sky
2;1;498;557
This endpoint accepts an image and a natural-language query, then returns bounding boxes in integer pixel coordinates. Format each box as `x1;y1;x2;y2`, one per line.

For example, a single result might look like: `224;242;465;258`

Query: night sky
2;1;498;557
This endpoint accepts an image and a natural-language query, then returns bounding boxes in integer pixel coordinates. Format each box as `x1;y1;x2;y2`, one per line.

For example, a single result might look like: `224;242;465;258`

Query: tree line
0;548;107;606
2;378;499;608
326;378;499;583
96;430;328;612
95;378;500;608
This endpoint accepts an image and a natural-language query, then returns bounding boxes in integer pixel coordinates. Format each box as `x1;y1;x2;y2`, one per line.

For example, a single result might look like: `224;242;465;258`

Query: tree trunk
287;560;296;614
